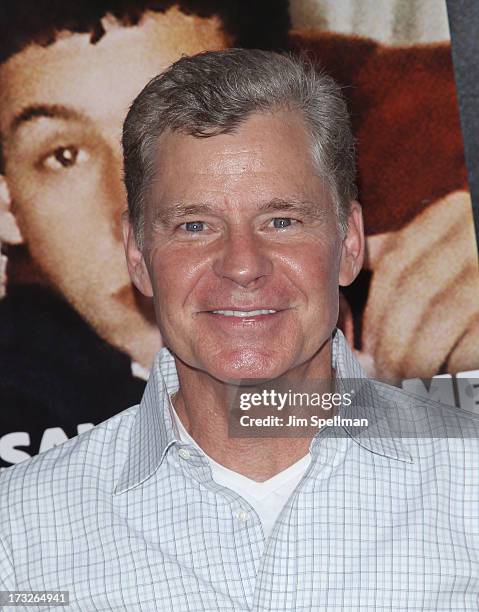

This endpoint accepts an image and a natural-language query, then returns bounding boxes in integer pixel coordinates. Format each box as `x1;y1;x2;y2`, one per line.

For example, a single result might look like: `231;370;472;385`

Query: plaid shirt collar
115;329;412;494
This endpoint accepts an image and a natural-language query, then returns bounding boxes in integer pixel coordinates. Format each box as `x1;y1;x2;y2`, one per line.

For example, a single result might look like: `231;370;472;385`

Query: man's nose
213;229;273;288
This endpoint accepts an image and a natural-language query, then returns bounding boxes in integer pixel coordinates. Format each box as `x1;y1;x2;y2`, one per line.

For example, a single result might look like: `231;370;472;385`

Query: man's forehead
148;133;331;229
150;111;322;205
155;111;317;172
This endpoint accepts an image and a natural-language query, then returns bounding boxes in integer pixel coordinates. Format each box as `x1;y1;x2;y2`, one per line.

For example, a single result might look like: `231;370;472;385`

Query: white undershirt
171;404;311;539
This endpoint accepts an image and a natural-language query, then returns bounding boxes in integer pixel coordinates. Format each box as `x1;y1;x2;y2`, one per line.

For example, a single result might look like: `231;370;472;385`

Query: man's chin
202;352;291;385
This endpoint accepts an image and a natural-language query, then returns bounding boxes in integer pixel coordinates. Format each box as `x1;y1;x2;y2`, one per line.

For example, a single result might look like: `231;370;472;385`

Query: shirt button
178;448;191;460
235;509;249;523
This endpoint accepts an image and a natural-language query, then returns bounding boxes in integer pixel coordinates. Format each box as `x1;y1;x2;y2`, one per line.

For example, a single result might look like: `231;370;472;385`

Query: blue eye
185;221;204;232
273;218;293;229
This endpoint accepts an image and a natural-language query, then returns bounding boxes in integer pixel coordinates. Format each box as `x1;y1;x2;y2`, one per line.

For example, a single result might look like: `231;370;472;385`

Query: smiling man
1;49;479;610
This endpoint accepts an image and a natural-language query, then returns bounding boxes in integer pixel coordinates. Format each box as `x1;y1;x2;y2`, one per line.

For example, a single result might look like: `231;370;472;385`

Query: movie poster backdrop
1;0;478;467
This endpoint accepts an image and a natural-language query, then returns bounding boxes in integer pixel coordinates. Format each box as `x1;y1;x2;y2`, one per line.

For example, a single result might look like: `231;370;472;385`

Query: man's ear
121;212;154;298
0;176;23;244
339;201;365;287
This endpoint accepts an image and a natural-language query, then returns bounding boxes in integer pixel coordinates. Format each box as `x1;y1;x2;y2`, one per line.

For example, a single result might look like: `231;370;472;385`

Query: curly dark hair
0;0;290;174
0;0;290;64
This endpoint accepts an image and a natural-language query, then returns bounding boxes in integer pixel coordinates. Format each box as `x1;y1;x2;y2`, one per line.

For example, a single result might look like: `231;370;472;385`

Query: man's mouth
211;309;277;317
202;308;287;327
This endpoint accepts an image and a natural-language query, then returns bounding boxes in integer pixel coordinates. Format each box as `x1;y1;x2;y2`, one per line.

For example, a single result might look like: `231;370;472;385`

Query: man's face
0;8;228;365
127;110;363;382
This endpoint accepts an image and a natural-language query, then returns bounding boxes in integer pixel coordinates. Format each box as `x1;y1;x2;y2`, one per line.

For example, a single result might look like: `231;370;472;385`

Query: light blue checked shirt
1;329;479;611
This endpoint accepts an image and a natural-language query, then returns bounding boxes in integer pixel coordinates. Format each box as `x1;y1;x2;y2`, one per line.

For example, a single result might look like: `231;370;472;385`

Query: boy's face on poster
0;9;229;366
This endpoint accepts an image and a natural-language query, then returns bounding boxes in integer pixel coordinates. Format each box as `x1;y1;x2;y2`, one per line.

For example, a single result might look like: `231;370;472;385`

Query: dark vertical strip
447;0;479;246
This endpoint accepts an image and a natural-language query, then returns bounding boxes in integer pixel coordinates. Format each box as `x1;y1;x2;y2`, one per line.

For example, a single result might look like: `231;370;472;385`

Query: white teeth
212;309;277;317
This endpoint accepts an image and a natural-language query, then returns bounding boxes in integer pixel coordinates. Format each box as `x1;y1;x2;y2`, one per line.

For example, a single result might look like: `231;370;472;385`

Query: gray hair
122;48;357;247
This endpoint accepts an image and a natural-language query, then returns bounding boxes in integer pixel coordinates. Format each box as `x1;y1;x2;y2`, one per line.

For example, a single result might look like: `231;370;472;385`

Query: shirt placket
168;444;266;610
251;430;350;611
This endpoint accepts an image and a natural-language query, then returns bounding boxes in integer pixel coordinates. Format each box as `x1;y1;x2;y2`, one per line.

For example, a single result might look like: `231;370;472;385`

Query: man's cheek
154;278;185;318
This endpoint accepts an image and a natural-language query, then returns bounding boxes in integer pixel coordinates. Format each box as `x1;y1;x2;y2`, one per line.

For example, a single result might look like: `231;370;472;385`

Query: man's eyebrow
10;104;83;133
257;198;324;218
153;203;217;226
153;198;325;227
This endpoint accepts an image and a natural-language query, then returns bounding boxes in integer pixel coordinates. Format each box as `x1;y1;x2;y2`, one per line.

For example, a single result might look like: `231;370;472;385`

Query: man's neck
171;341;333;481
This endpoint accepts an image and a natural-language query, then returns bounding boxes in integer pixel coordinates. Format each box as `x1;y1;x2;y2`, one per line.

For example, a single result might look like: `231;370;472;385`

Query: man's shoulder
0;403;139;501
374;379;479;432
371;380;479;462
